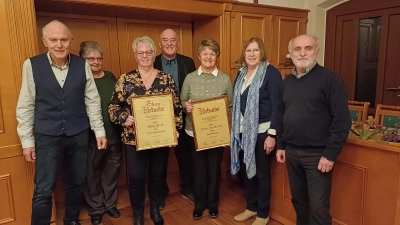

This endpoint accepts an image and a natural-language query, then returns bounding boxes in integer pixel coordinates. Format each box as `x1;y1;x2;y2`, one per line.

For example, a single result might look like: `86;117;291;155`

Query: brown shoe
233;209;257;222
252;216;270;225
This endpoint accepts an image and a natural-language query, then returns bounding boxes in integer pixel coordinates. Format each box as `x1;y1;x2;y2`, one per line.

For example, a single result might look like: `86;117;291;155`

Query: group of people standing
16;19;351;225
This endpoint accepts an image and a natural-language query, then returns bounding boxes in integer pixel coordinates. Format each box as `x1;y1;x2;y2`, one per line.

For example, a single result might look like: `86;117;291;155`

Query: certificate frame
131;93;177;150
190;96;231;151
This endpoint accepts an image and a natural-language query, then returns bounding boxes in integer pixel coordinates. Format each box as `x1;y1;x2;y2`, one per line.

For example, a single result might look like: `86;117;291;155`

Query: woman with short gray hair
109;36;182;225
180;39;233;220
79;41;122;225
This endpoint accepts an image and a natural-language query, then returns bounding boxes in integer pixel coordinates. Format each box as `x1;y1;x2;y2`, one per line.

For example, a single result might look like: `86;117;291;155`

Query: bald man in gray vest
16;20;107;225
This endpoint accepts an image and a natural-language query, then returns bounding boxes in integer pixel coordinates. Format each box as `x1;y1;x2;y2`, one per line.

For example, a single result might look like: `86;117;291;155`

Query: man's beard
293;56;316;70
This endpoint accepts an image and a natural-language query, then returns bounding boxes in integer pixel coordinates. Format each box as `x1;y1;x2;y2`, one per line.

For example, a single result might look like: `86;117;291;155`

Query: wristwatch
267;133;276;138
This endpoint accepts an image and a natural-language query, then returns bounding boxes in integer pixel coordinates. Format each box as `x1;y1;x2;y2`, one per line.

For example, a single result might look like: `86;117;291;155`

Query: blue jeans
31;129;89;225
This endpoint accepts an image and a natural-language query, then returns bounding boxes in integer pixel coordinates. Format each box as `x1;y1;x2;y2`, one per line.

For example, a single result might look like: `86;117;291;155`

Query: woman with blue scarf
230;38;282;225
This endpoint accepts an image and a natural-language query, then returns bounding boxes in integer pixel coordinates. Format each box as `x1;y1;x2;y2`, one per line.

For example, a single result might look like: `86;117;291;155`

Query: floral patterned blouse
108;69;183;145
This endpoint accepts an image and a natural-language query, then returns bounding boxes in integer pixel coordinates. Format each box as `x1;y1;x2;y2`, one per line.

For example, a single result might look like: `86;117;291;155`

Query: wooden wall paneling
271;16;307;67
0;0;38;224
381;13;400;105
36;0;225;18
193;16;223;70
35;12;121;78
230;12;272;69
116;18;192;74
271;140;400;225
278;68;293;80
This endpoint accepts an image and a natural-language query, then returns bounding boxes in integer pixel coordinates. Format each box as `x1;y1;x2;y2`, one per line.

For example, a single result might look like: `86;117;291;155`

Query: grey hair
132;36;156;56
79;41;103;58
288;34;320;54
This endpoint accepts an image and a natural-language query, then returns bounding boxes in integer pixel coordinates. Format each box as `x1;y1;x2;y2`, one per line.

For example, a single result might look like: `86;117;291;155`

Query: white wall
237;0;348;65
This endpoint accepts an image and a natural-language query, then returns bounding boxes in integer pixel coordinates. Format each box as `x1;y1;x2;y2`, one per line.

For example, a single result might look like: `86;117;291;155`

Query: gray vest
30;53;89;136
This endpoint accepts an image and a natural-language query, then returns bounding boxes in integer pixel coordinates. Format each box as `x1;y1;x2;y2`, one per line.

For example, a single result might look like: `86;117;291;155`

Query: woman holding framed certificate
230;38;282;225
108;36;182;225
180;39;233;220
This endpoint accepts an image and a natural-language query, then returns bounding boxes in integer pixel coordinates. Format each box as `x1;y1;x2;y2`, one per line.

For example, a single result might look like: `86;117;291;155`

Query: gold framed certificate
190;96;231;151
131;94;177;150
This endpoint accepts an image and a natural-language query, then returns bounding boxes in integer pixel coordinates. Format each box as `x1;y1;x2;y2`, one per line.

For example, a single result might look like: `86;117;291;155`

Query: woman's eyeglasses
86;57;103;62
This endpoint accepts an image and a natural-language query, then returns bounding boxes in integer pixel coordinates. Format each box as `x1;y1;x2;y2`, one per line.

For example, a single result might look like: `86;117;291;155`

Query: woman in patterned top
108;36;182;225
180;39;233;221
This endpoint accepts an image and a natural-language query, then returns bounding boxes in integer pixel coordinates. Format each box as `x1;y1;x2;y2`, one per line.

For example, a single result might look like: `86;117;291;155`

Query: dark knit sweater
276;64;351;161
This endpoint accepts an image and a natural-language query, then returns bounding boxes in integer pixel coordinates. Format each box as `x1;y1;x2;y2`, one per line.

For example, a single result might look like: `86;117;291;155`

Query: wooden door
380;13;400;105
116;18;192;74
325;3;400;108
0;0;38;224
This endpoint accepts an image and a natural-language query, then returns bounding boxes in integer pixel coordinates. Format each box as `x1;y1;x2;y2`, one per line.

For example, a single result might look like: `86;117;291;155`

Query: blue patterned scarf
230;61;269;179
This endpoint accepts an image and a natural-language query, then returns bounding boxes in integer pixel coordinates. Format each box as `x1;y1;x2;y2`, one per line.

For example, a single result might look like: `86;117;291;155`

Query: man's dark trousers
161;128;193;199
31;129;89;225
285;145;333;225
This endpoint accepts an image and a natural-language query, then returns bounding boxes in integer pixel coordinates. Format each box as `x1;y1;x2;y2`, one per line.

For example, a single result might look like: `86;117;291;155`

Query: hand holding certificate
131;94;178;150
190;96;231;151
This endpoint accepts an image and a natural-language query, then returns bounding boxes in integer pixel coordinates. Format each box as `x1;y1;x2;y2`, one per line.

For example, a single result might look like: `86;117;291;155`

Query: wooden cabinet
225;2;308;81
230;12;274;68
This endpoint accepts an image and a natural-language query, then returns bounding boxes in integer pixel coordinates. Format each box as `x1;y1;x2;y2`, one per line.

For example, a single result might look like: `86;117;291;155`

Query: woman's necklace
141;68;154;82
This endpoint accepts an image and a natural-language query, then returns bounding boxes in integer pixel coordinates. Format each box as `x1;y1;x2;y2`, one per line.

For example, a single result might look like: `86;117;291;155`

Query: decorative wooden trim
334;161;369;225
41;0;224;16
0;174;16;224
0;96;3;134
230;2;309;18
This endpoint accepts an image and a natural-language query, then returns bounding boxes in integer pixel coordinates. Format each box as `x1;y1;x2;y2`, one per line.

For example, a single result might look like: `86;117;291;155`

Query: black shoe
181;193;194;204
90;214;102;225
106;207;120;218
192;208;203;220
159;198;166;210
134;215;144;225
209;209;219;219
64;221;81;225
150;208;164;225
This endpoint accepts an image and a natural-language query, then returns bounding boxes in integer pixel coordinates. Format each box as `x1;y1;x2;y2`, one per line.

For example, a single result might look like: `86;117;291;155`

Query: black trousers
31;129;89;225
161;129;193;199
125;144;169;216
241;132;272;218
285;145;333;225
189;135;223;211
84;133;122;215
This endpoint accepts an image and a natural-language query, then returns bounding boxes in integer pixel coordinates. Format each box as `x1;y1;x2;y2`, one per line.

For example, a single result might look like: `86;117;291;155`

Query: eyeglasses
136;50;153;57
245;49;260;55
86;57;103;62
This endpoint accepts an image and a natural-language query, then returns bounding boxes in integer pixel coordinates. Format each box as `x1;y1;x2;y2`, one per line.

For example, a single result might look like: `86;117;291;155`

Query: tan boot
252;216;270;225
233;209;257;222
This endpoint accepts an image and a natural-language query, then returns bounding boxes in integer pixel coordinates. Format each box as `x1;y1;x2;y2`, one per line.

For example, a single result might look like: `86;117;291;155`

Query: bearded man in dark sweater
276;34;351;225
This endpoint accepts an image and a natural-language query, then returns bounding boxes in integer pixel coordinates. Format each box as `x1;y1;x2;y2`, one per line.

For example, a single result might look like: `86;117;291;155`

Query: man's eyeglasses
86;57;103;62
136;50;153;57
